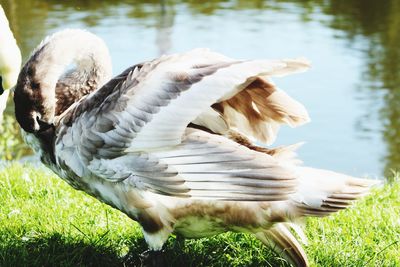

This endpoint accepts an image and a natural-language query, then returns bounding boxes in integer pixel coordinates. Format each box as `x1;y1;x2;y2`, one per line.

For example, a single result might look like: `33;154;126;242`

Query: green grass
0;163;399;267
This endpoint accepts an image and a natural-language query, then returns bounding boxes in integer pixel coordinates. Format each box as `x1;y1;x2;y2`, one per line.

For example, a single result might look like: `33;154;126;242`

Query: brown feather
215;77;309;144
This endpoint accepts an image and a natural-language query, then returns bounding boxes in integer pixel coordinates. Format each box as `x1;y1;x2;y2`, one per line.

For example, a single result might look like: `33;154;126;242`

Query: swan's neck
18;29;112;124
0;5;22;90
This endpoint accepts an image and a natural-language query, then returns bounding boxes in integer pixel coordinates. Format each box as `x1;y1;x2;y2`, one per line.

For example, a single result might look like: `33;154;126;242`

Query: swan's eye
0;76;4;95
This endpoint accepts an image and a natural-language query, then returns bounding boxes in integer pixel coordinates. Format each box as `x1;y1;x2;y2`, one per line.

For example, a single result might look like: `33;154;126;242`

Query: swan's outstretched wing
60;49;309;149
56;49;309;199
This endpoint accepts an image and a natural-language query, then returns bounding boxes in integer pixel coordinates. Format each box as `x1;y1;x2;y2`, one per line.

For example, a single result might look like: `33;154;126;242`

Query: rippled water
1;0;400;178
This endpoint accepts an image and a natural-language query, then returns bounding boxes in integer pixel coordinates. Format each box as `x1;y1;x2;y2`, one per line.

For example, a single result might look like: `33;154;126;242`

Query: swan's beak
0;76;4;95
37;118;54;133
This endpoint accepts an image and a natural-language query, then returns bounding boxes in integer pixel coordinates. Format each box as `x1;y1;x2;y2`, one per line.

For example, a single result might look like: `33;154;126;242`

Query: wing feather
59;50;309;158
56;49;309;199
81;129;297;201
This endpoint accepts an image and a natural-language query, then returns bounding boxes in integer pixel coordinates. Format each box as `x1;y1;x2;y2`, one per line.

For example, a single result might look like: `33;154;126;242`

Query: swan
0;5;21;124
13;29;376;266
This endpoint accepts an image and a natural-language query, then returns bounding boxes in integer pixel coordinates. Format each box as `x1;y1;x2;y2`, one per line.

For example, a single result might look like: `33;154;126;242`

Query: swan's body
0;5;21;123
14;29;376;266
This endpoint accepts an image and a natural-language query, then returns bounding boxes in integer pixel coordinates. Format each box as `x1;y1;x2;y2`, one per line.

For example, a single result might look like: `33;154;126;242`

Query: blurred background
1;0;399;179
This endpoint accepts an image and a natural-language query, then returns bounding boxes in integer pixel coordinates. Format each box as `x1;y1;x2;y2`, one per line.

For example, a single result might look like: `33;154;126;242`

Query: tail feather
255;223;309;267
225;135;377;218
291;167;378;217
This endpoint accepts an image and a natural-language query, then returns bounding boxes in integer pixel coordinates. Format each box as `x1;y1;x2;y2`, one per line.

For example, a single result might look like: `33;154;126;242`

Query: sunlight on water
1;0;399;179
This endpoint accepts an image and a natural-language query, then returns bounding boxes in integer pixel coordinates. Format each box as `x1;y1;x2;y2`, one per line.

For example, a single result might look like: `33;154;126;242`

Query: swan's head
0;5;21;95
14;69;55;133
14;28;112;133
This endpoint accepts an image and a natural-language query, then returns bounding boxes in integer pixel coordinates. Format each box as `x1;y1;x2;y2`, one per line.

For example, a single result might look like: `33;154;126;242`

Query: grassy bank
0;163;399;266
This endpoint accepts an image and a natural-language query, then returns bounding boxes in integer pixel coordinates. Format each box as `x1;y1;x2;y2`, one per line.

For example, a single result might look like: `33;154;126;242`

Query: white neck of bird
0;5;22;89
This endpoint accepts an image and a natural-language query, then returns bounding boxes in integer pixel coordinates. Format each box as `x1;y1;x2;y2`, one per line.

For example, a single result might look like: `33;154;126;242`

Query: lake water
1;0;399;179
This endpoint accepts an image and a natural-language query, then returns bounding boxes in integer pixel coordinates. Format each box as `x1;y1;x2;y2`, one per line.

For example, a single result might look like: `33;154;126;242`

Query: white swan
0;5;21;124
13;29;376;266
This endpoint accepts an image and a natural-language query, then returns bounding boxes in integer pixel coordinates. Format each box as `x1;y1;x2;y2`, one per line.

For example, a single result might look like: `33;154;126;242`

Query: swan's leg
140;249;167;267
254;223;309;267
140;227;172;267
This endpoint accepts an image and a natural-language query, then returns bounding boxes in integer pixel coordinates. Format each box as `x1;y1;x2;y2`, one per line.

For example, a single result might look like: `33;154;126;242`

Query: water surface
1;0;399;179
